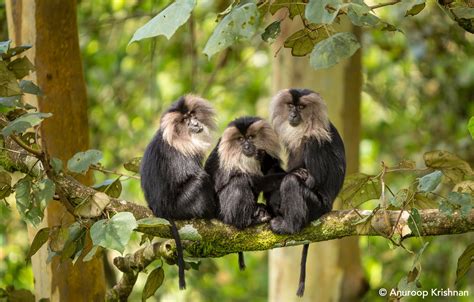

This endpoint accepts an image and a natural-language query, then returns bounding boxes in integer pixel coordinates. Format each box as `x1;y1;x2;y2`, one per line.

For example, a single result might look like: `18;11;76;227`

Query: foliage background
0;0;473;301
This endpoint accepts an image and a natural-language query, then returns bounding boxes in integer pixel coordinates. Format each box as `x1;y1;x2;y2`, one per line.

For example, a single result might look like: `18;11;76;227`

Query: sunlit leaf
468;117;474;139
123;157;141;173
423;150;473;183
310;32;360;69
203;3;260;58
404;0;426;16
456;243;474;283
92;178;122;198
27;227;50;259
142;267;164;301
2;112;52;136
417;170;442;192
339;173;380;207
284;25;331;56
129;0;196;44
305;0;345;24
137;217;171;228
67;149;103;174
90;212;138;253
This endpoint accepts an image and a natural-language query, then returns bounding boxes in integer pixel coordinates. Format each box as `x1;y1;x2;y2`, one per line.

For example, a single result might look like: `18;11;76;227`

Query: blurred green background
0;0;473;301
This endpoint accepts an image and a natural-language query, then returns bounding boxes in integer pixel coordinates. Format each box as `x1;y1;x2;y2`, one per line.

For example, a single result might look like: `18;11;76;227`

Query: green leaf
468;117;474;139
407;208;422;237
67;150;103;174
27;227;50;259
417;170;442;192
305;0;345;25
15;176;42;226
0;95;22;108
261;21;281;43
19;80;43;96
50;157;63;174
92;178;122;198
142;267;164;301
137;217;171;228
90;212;138;253
0;61;21;96
123;157;141;173
439;200;454;216
2;112;53;136
8;57;35;79
0;40;11;54
310;32;360;69
452;7;474;19
34;179;55;209
447;192;472;217
261;0;306;20
0;171;12;199
389;188;409;208
1;45;32;60
83;245;103;262
203;3;260;58
455;243;474;283
284;25;331;57
424;150;473;183
129;0;196;44
347;3;379;27
404;0;426;16
339;173;381;208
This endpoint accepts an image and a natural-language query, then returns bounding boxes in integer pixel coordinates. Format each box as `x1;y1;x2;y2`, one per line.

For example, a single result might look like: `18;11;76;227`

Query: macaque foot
293;168;309;181
252;204;272;224
270;216;299;235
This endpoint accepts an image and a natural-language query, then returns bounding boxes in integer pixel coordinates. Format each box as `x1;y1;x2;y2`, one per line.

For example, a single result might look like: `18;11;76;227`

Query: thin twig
90;165;140;180
369;0;401;10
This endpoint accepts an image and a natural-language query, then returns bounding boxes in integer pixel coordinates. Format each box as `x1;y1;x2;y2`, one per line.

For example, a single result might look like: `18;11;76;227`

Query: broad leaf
305;0;345;25
407;208;421;236
8;57;34;79
50;157;63;174
90;212;138;253
2;112;52;136
261;21;281;43
424;150;473;183
19;80;43;96
15;176;42;226
0;95;22;108
203;3;260;58
260;0;306;20
83;245;103;262
310;32;360;69
1;45;32;60
468;116;474;139
452;7;474;19
456;243;474;283
123;157;141;173
92;178;122;198
447;192;472;217
129;0;196;44
27;227;50;259
67;150;103;174
0;61;21;96
0;40;10;54
284;25;331;56
142;267;164;301
417;170;442;192
0;171;12;199
347;2;379;27
403;0;426;16
137;217;171;228
339;173;380;207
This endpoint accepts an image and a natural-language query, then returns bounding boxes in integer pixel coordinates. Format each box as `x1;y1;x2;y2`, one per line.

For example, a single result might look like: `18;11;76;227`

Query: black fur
141;96;216;290
270;88;346;297
205;116;283;270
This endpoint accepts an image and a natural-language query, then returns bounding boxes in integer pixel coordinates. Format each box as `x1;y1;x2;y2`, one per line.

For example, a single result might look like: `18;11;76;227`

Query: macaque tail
170;220;186;290
238;252;246;271
296;244;309;297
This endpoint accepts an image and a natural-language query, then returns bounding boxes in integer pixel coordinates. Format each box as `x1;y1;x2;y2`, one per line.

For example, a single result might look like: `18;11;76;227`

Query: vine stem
90;165;140;180
369;0;402;10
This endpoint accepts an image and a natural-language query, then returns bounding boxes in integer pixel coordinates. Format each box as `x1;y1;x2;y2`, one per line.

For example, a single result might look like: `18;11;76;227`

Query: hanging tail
238;252;246;271
169;220;186;290
296;244;309;297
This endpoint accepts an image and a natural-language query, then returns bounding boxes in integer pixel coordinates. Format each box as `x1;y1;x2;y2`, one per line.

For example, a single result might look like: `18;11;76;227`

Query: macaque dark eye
189;110;195;116
298;105;305;110
248;135;254;140
238;136;245;142
288;104;295;109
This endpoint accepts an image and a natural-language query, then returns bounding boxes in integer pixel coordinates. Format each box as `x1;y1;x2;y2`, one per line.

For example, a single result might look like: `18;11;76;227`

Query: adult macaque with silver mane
141;95;217;290
205;116;284;270
269;88;346;296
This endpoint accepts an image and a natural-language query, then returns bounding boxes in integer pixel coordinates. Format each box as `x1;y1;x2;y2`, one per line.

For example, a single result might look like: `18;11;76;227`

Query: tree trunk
269;17;367;302
6;1;106;301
